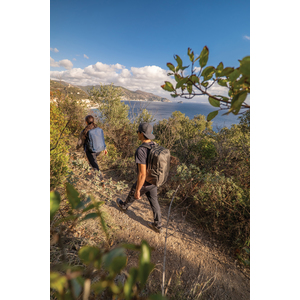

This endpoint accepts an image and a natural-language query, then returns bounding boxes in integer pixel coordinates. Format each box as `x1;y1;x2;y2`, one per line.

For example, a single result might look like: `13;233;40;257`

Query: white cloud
84;54;89;59
50;57;73;70
49;60;249;102
50;61;174;98
50;57;60;68
243;35;250;40
73;58;76;61
59;59;73;70
50;47;59;53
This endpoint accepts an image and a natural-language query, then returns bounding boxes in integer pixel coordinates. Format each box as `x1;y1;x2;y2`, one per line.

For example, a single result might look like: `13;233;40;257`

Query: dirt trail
67;152;250;299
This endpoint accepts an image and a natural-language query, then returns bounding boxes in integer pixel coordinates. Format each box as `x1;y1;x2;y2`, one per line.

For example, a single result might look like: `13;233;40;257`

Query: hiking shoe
116;198;127;212
148;222;162;234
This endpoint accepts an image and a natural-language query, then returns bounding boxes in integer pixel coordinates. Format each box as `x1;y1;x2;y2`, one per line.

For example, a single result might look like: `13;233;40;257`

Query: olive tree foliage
89;83;129;128
161;46;250;121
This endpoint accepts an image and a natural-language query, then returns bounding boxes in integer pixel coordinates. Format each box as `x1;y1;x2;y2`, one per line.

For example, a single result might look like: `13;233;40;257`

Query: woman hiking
76;115;107;182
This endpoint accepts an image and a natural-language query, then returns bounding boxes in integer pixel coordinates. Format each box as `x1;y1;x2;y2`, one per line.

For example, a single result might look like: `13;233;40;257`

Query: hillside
51;80;171;103
77;84;171;102
50;80;89;100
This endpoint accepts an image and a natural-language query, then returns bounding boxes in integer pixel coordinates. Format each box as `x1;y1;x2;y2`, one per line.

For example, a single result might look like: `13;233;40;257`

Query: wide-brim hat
138;122;155;140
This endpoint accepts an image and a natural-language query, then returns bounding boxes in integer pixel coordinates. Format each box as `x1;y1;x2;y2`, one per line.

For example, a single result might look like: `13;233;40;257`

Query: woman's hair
85;115;94;124
83;115;97;139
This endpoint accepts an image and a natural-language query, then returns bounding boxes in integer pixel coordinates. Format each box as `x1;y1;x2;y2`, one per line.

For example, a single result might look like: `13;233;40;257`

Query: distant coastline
91;100;241;132
120;99;170;103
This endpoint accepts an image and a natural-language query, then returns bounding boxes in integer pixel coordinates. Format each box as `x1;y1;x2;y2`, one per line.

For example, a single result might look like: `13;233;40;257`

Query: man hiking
117;122;162;233
76;115;107;182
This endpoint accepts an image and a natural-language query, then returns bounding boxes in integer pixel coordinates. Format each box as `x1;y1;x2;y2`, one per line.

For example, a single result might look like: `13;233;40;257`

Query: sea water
122;100;241;132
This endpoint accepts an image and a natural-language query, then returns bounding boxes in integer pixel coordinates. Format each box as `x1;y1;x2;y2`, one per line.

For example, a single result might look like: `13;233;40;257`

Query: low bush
50;102;71;189
162;164;249;248
157;112;250;249
51;90;88;136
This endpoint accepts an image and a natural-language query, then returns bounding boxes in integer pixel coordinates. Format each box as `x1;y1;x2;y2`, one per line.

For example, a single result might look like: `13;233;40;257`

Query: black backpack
140;142;170;187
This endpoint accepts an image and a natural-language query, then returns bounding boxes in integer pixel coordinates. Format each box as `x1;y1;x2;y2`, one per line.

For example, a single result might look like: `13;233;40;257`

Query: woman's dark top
76;123;97;151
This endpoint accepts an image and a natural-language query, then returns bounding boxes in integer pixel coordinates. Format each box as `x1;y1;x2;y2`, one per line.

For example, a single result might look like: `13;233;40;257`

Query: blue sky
50;0;250;100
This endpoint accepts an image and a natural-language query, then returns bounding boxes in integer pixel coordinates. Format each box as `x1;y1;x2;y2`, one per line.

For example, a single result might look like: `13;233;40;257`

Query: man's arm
134;163;147;199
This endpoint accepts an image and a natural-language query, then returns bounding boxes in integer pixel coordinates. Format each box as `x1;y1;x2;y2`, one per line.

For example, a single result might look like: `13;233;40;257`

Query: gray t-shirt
135;142;155;185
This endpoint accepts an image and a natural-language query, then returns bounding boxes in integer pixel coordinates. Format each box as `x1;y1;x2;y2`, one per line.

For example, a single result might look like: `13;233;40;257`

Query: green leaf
215;95;229;102
171;94;179;98
81;212;98;221
66;183;81;209
109;282;122;294
220;67;234;77
239;56;250;76
176;77;188;89
109;256;127;274
174;55;182;68
201;82;209;87
216;62;224;71
124;268;139;300
199;46;209;68
161;81;174;92
228;69;241;82
54;215;78;226
102;247;127;274
75;196;92;210
78;246;102;268
222;106;234;116
201;66;215;80
187;48;194;62
91;281;107;294
180;65;189;71
140;241;151;264
207;110;219;121
70;278;82;298
50;191;61;221
174;74;182;82
187;84;193;94
166;63;175;72
217;79;228;87
190;75;200;84
139;241;154;287
231;91;248;114
50;272;67;295
215;62;224;77
82;203;95;213
208;97;220;107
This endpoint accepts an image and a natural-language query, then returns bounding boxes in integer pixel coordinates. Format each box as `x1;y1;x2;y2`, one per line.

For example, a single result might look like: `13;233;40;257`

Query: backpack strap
139;142;156;150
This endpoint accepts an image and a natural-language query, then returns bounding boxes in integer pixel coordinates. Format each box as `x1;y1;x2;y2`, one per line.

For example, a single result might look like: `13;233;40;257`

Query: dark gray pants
123;182;162;227
85;150;103;180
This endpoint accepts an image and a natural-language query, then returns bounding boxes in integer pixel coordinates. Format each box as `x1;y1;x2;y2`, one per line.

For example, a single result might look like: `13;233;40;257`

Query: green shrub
50;102;71;188
51;90;88;136
163;163;249;248
154;111;212;152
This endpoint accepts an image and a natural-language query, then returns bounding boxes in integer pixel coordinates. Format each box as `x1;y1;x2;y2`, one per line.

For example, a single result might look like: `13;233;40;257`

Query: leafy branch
50;118;71;151
162;46;250;121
